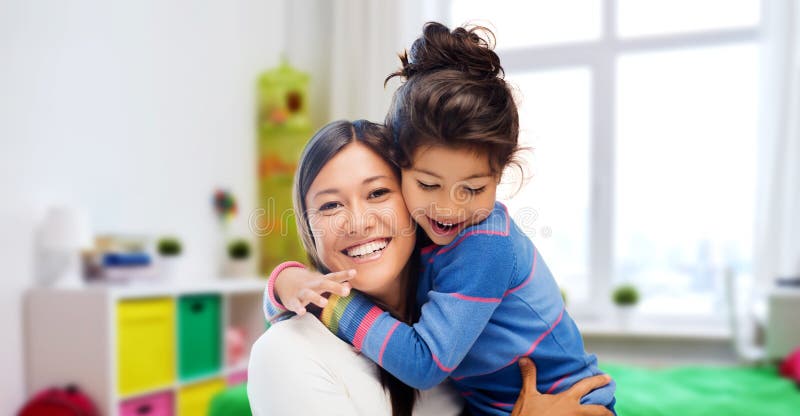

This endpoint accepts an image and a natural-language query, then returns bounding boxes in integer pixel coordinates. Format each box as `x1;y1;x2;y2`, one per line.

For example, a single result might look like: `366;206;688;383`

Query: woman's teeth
344;239;389;258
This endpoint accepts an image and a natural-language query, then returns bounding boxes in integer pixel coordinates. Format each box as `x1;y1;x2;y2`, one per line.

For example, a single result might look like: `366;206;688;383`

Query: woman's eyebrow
312;188;340;199
363;175;389;184
312;175;388;200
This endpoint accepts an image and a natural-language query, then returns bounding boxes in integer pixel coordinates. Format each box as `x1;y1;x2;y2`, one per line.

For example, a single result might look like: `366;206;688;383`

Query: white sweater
247;313;464;415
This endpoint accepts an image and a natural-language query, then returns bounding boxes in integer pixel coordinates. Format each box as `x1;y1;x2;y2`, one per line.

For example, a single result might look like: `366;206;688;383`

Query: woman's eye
417;181;439;190
319;201;342;211
368;188;391;199
463;186;486;195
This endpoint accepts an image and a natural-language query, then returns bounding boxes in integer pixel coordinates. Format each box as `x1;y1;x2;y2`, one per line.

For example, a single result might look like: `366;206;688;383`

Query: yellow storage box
178;378;226;416
117;298;176;395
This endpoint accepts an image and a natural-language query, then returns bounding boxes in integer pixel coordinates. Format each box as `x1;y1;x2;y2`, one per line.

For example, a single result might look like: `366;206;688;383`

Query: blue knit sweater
266;202;616;415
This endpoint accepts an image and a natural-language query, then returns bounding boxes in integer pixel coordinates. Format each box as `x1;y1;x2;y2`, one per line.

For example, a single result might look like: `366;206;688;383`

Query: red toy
18;385;99;416
779;346;800;385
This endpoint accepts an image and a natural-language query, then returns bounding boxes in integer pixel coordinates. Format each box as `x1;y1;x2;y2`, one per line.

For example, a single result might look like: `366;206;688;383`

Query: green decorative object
156;237;182;257
256;58;311;275
612;284;640;306
209;384;252;416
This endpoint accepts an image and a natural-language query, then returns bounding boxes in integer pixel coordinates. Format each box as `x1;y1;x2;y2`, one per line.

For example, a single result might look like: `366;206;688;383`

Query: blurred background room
1;0;799;415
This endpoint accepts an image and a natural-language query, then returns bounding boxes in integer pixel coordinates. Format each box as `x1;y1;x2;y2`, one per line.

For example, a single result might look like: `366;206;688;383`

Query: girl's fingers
315;279;351;297
285;297;307;316
566;374;612;401
299;288;328;309
324;269;356;283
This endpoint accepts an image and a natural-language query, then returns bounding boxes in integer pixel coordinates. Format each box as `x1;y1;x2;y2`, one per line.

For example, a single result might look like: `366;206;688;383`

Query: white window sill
575;317;732;341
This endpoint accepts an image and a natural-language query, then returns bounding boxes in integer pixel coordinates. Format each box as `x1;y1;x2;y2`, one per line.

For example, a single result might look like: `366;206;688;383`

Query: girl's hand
275;267;355;316
511;357;613;416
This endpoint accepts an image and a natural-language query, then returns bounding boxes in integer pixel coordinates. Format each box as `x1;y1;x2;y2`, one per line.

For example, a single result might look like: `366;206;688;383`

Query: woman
247;120;612;416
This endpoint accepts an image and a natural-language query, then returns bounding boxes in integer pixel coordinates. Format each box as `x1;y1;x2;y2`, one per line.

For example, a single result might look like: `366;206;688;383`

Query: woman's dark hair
292;119;419;416
385;22;521;177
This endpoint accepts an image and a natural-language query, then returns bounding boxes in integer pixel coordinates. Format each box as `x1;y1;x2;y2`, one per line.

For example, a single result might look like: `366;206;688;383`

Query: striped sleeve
263;261;306;323
319;234;515;389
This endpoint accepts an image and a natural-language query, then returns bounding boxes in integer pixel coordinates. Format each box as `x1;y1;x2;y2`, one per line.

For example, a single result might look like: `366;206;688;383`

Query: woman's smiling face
305;141;416;299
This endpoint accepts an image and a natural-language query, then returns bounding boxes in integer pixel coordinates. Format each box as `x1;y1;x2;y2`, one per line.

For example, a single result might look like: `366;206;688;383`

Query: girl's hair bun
387;22;503;84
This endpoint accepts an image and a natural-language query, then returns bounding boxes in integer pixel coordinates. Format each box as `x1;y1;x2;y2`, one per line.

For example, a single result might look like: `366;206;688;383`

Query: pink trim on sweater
450;293;502;303
267;261;306;311
432;353;456;373
519;308;564;358
352;306;383;351
452;308;566;381
378;322;401;366
420;244;439;255
546;374;569;394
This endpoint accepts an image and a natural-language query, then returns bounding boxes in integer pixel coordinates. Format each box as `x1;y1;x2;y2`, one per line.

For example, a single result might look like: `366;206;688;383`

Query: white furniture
766;286;800;360
25;279;266;416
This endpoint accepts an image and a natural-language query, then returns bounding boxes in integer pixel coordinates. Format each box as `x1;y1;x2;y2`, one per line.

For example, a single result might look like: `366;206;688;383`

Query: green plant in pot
226;238;252;277
612;284;639;306
612;284;639;327
156;236;182;280
157;237;182;257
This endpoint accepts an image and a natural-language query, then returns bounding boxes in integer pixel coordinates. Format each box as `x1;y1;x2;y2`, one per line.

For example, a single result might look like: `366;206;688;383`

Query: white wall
0;0;285;412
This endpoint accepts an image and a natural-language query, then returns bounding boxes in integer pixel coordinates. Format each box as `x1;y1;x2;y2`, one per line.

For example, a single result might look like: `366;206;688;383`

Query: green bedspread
602;364;800;416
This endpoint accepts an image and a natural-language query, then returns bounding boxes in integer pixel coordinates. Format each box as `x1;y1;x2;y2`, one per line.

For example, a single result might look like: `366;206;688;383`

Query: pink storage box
119;391;173;416
227;369;248;386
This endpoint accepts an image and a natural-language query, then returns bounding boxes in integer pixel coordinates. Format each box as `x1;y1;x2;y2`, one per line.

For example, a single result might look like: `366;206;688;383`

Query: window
450;0;762;322
450;0;602;49
500;69;592;303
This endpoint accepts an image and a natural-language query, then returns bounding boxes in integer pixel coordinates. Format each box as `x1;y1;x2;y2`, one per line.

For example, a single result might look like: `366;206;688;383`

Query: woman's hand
511;358;613;416
275;267;355;316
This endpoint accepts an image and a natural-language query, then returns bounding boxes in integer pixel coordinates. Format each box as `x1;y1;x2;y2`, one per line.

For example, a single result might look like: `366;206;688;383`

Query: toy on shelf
213;189;238;225
225;327;247;367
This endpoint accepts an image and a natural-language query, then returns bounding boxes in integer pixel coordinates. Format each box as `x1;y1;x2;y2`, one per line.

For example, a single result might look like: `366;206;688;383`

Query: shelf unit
25;279;266;416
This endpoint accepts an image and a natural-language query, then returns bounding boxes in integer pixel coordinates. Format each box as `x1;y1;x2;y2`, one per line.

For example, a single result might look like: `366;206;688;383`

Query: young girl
265;22;616;415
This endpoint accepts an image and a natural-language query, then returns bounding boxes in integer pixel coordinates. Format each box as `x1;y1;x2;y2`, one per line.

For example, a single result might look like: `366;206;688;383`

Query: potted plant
612;284;639;327
226;238;252;277
156;236;182;280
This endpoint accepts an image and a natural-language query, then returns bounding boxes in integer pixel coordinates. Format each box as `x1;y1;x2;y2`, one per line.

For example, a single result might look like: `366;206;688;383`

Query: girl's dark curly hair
385;22;521;177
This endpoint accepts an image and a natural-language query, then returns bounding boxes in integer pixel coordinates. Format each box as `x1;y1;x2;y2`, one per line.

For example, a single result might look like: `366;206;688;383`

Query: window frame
449;0;766;324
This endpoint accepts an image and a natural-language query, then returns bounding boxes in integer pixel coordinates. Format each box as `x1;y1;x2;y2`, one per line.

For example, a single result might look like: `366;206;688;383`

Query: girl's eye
368;188;391;199
463;186;486;195
319;201;342;211
417;180;440;190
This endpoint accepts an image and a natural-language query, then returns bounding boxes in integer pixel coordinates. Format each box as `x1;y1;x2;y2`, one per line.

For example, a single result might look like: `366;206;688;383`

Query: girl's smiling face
305;141;417;301
400;145;498;246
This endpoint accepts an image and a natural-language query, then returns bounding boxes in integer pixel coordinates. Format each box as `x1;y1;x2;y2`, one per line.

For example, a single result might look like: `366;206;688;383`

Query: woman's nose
346;202;376;236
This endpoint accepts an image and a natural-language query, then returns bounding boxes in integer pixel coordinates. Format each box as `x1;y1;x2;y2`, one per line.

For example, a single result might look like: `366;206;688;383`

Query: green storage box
178;294;221;380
